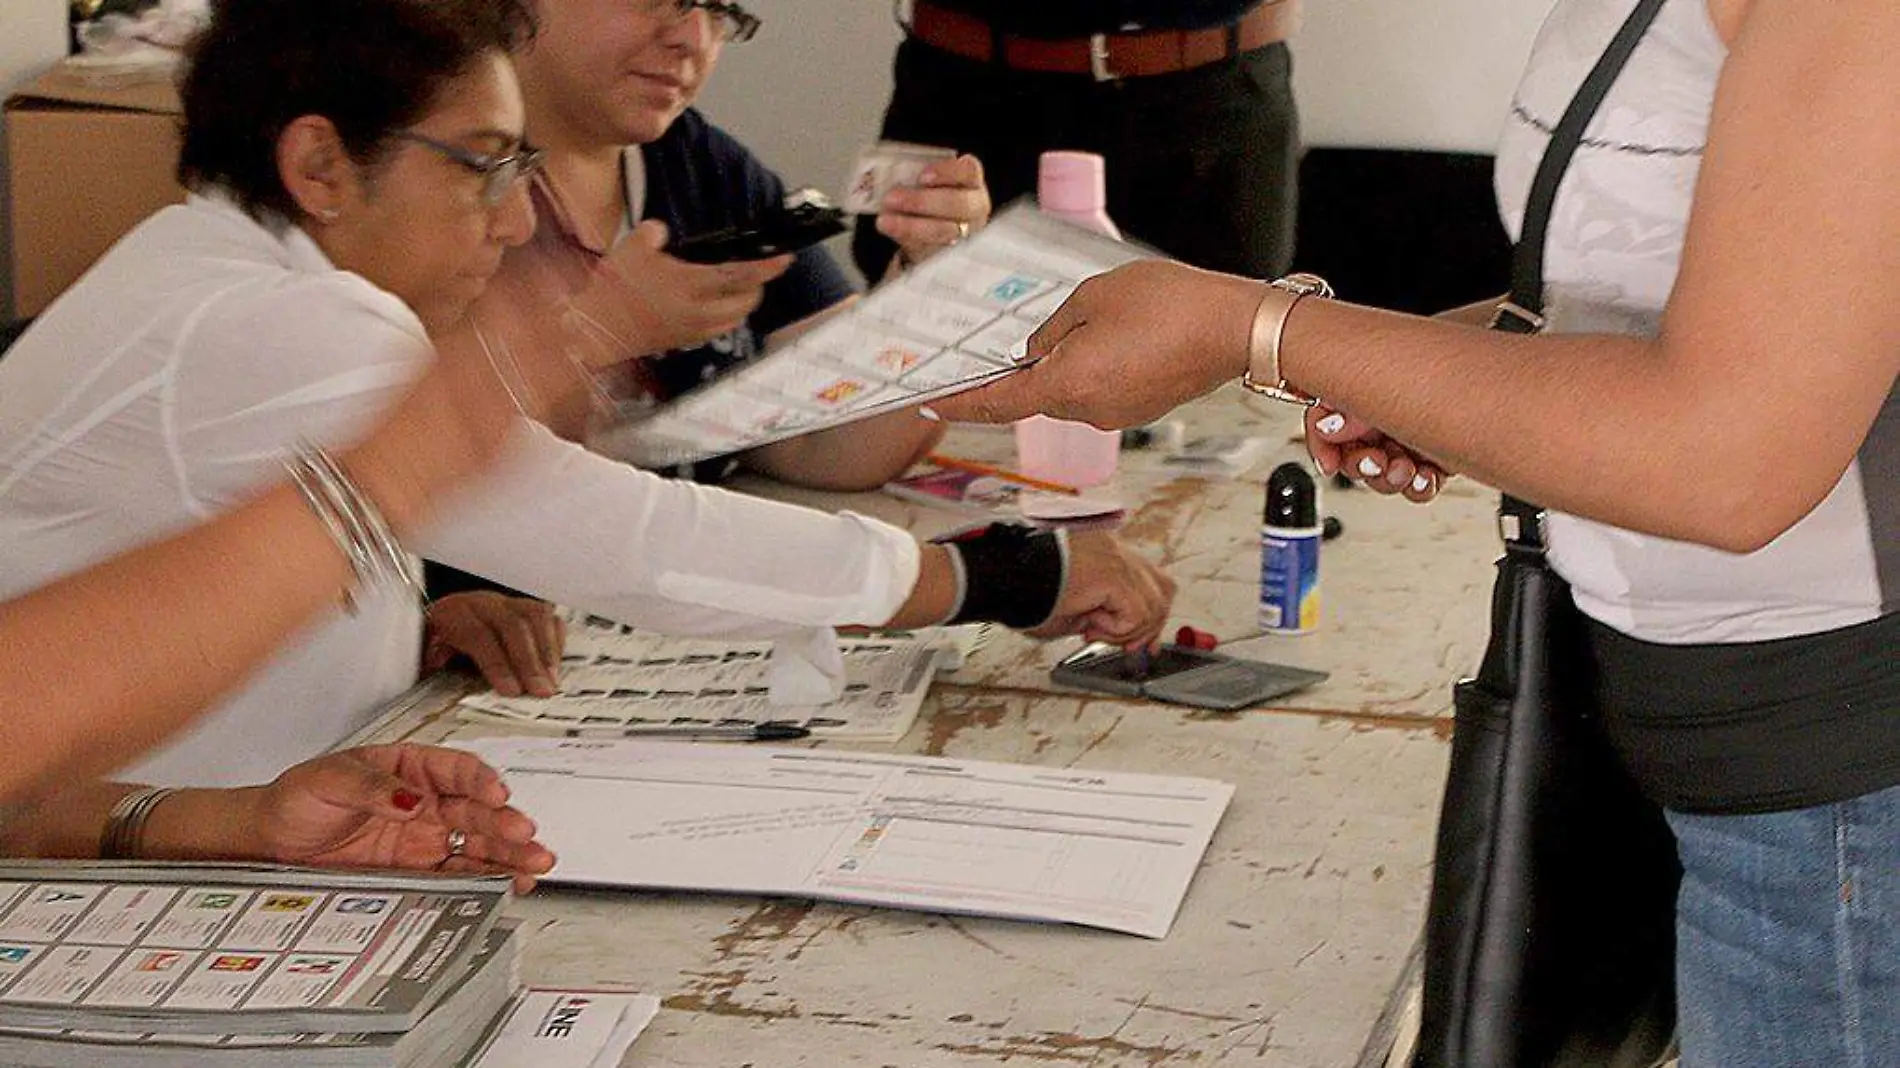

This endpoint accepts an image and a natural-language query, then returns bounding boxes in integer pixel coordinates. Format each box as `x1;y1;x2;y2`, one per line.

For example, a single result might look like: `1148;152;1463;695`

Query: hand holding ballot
603;205;1151;469
923;257;1454;501
872;153;993;270
928;259;1264;430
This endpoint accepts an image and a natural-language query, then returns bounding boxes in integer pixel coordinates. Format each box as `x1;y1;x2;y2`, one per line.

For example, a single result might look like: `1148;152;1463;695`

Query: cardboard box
5;63;185;318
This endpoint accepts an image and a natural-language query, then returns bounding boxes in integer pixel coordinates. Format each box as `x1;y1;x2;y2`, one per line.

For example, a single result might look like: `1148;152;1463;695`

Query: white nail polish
1412;473;1431;493
918;406;941;422
1358;457;1383;478
1316;413;1346;435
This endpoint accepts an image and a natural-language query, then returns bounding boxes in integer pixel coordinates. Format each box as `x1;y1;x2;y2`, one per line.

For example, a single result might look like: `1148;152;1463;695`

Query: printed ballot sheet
456;611;943;743
0;921;521;1065
459;737;1235;939
591;204;1152;467
0;864;506;1035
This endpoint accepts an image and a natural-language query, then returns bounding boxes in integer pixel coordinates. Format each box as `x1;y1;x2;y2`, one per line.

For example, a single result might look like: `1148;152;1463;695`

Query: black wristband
942;524;1068;629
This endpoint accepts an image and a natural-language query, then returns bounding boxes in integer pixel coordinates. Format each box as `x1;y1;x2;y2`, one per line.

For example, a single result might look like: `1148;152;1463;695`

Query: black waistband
1585;611;1900;815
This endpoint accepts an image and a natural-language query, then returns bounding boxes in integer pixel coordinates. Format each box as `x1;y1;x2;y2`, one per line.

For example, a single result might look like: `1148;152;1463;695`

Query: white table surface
356;384;1501;1066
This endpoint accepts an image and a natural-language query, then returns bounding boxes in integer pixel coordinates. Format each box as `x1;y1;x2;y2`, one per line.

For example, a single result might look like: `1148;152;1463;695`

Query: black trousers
852;36;1300;280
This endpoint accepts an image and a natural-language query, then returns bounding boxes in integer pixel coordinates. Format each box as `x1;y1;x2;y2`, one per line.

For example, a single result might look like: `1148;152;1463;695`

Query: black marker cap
1265;462;1318;529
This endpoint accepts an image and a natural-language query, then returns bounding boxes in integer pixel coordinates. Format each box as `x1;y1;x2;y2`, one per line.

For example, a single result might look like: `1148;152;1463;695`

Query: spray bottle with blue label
1260;461;1320;634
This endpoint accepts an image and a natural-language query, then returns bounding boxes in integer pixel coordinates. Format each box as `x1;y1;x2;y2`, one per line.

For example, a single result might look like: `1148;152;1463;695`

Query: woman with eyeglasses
494;0;992;491
0;0;1174;792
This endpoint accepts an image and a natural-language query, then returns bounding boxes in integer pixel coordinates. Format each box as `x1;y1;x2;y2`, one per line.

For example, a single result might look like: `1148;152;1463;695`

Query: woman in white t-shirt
931;0;1899;1063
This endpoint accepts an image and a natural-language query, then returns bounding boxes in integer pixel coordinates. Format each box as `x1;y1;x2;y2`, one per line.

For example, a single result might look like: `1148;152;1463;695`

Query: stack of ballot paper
0;862;525;1067
456;612;947;743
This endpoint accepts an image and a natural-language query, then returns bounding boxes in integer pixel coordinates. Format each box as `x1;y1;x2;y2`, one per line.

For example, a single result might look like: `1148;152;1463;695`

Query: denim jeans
1669;784;1899;1068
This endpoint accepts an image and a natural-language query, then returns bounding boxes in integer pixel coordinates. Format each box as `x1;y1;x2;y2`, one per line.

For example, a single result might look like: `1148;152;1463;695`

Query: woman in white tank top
932;1;1900;1063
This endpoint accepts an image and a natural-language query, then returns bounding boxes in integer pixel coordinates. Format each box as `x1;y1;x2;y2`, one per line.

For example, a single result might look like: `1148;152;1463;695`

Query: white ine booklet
458;737;1233;939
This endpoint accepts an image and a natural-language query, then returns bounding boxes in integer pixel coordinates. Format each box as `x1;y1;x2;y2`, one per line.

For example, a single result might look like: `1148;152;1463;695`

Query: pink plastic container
1014;414;1122;488
1016;151;1122;488
1036;150;1121;238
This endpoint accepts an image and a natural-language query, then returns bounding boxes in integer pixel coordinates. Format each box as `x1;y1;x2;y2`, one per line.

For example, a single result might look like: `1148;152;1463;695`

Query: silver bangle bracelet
284;442;424;615
99;786;178;860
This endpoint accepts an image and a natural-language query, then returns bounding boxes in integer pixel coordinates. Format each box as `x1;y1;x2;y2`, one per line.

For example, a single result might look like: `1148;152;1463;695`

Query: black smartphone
1050;643;1328;711
669;189;846;264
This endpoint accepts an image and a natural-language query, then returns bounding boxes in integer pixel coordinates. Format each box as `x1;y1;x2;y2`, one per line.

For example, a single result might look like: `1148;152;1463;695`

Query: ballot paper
841;141;957;214
0;863;508;1037
588;203;1152;468
0;922;520;1068
458;737;1235;939
455;612;944;743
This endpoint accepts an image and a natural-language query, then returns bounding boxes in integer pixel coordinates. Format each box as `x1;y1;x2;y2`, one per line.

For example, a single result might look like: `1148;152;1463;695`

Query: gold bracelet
99;786;178;860
1241;272;1333;406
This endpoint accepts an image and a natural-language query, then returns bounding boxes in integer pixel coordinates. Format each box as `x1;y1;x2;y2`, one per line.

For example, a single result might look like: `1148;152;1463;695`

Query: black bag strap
1498;0;1668;552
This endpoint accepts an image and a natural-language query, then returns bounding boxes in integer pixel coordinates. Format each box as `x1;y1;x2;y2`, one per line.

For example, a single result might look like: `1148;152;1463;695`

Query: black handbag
1414;2;1682;1065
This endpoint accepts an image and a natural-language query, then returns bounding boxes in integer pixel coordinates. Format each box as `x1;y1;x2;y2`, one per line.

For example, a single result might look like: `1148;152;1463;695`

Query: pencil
925;453;1080;495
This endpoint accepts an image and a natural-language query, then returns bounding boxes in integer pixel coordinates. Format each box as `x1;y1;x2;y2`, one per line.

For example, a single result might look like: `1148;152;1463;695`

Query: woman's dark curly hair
177;0;538;222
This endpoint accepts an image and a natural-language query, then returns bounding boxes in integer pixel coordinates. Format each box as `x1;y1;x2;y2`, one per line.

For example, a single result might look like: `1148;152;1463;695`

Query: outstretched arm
935;0;1900;554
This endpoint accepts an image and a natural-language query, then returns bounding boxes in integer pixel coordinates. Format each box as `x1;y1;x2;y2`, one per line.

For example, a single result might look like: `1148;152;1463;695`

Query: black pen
562;723;813;742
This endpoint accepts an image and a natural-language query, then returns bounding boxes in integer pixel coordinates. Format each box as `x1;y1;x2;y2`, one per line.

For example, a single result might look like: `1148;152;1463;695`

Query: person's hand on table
1029;531;1176;649
878;155;992;269
929;260;1263;428
423;592;566;698
1305;405;1451;504
243;745;555;894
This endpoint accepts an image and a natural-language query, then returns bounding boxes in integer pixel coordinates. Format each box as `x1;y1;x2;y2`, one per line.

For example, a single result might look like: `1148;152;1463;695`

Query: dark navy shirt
921;0;1263;37
640;108;857;406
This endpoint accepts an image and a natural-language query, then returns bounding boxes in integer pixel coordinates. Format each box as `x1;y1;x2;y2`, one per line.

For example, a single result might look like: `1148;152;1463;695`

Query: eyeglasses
634;0;762;44
393;132;545;206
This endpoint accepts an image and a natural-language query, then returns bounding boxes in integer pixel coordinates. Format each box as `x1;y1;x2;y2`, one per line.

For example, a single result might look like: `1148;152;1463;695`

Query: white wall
693;0;903;203
696;0;1554;188
1295;0;1549;152
1;0;69;319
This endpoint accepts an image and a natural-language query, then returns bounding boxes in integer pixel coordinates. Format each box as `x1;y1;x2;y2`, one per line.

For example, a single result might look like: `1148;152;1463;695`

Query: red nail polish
392;789;421;812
